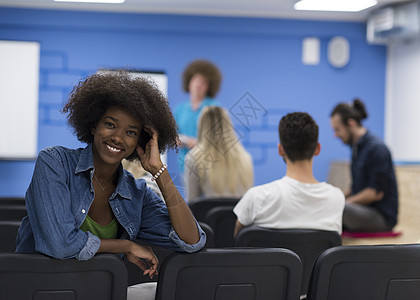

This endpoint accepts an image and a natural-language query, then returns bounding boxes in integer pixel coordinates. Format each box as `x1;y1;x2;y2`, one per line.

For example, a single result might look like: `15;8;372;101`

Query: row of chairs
189;196;342;296
3;197;419;299
126;225;340;297
189;196;238;247
2;244;420;299
0;196;339;296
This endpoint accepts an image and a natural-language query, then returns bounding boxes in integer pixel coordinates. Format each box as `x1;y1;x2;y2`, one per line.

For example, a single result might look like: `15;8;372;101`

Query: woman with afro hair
174;59;222;172
16;71;206;297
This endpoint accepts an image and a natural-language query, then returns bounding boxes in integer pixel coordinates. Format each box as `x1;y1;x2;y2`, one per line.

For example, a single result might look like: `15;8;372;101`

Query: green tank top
80;214;118;239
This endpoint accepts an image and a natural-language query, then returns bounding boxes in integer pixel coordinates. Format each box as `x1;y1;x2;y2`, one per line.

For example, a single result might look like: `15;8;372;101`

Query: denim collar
75;144;94;174
75;144;132;201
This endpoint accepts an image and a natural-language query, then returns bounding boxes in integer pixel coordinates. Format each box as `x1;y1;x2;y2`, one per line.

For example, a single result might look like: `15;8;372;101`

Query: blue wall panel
0;7;386;197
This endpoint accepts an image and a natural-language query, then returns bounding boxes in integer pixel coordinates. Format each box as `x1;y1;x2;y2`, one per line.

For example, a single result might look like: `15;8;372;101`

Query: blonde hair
189;106;254;196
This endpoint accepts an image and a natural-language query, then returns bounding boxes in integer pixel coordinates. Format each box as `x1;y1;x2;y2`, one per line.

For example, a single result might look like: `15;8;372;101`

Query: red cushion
342;231;402;238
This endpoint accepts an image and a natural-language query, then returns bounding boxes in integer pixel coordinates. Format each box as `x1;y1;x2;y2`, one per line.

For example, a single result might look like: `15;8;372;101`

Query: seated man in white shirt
233;112;345;237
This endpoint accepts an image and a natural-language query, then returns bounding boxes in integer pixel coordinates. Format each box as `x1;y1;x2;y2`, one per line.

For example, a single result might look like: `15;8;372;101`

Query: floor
329;162;420;247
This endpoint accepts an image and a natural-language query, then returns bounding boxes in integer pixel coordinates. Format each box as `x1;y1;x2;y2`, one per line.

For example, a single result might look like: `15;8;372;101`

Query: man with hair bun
330;98;398;232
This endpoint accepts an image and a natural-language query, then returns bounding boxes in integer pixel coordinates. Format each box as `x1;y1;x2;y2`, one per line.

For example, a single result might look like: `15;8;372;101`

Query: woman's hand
99;239;159;278
125;242;159;278
137;126;163;174
137;127;200;246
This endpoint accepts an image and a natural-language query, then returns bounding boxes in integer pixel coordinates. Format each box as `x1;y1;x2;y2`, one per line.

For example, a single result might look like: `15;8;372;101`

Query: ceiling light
54;0;125;3
294;0;377;12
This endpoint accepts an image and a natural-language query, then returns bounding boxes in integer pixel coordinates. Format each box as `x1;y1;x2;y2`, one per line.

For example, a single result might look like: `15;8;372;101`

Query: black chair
188;197;239;222
198;221;215;248
155;247;303;300
205;205;237;247
0;197;26;206
235;226;342;297
0;197;27;221
0;253;128;300
307;244;420;300
126;222;214;285
0;220;21;252
0;197;27;252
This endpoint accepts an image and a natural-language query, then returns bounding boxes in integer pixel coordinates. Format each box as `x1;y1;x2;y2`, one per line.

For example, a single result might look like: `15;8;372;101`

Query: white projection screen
98;69;167;96
0;40;40;159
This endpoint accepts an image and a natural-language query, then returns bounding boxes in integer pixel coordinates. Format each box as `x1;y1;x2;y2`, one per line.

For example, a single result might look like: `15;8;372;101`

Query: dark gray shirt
351;131;398;227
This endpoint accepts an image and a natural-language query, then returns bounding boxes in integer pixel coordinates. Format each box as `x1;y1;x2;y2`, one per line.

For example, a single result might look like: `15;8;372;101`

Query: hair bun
352;98;368;120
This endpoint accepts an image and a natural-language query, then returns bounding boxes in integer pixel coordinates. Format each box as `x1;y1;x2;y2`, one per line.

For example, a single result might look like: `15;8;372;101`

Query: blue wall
0;7;386;197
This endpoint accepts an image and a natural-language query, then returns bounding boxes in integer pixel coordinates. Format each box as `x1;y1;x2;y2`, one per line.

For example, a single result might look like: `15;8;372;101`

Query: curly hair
182;59;222;98
62;71;179;161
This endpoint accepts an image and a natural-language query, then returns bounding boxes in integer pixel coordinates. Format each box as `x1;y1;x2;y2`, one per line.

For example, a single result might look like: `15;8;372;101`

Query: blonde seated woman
184;106;254;202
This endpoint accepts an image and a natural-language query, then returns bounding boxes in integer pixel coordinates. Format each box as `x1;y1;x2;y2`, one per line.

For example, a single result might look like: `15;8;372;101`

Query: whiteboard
0;40;40;159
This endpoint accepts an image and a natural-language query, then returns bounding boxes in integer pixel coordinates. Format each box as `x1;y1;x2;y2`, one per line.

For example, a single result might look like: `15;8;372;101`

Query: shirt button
82;209;86;214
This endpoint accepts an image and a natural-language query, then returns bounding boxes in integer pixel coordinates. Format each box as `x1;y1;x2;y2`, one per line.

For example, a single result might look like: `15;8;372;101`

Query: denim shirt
16;144;206;260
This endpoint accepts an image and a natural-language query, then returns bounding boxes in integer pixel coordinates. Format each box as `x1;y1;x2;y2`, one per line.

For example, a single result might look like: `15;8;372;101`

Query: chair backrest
0;220;21;252
0;197;27;252
0;253;128;300
307;244;420;300
0;197;27;221
235;226;342;296
0;197;26;206
198;221;215;248
155;248;303;300
188;197;239;222
204;205;237;247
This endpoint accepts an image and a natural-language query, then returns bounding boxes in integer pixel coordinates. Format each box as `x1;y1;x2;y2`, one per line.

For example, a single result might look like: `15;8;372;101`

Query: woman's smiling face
92;106;142;168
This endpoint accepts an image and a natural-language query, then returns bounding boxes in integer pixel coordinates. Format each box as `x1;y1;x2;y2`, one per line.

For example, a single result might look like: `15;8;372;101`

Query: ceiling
0;0;412;22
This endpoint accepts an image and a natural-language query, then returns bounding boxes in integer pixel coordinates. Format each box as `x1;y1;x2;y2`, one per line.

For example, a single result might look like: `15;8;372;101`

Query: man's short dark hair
278;112;319;162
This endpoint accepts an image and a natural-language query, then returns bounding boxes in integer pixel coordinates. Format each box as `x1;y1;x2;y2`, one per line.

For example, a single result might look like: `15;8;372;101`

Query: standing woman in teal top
174;59;222;172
